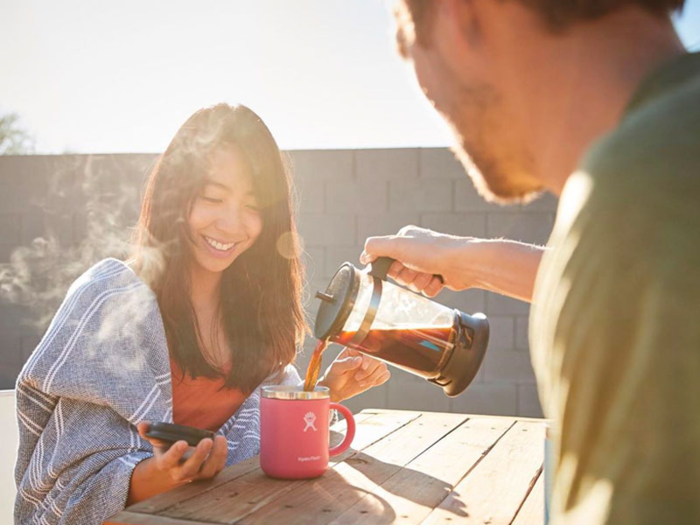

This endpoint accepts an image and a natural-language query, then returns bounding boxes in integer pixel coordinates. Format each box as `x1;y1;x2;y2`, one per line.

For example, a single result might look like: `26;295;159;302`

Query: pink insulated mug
260;385;355;479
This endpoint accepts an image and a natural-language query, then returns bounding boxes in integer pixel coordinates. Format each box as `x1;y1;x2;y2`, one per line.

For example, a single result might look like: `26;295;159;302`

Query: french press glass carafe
314;257;489;397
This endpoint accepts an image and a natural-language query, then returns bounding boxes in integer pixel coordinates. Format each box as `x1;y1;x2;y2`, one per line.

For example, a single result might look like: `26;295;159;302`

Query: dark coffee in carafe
334;326;455;378
314;258;490;397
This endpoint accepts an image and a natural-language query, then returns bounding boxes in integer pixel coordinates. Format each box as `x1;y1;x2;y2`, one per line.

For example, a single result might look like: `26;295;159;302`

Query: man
361;0;700;522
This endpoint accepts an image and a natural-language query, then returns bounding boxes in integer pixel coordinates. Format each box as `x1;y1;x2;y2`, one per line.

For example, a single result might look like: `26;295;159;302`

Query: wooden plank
334;411;419;456
421;421;545;525
124;411;381;516
511;471;544;525
330;410;378;454
332;409;376;432
237;412;470;525
332;417;515;524
126;456;261;515
158;410;422;524
104;510;216;524
362;409;544;424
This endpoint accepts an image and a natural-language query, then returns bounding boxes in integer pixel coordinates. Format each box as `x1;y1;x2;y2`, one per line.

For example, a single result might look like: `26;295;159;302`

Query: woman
15;104;389;524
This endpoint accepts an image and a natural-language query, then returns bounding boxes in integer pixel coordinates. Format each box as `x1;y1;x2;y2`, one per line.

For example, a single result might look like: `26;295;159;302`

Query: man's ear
438;0;482;52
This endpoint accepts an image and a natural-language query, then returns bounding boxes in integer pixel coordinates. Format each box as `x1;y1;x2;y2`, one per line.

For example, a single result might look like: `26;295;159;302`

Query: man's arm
361;226;546;303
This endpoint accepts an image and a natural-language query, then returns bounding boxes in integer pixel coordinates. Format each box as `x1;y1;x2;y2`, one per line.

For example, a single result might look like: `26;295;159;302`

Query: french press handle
368;257;445;285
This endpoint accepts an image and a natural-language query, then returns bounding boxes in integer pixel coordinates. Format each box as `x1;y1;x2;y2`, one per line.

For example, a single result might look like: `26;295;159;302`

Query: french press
314;257;489;397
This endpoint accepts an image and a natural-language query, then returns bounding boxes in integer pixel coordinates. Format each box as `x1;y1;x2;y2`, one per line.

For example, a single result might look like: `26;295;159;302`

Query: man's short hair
395;0;685;56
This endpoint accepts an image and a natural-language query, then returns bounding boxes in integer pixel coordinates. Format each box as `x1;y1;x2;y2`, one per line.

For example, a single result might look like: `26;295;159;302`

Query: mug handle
328;403;356;457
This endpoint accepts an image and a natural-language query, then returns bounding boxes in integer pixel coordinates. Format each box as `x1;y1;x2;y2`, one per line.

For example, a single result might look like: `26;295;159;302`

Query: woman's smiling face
187;146;263;275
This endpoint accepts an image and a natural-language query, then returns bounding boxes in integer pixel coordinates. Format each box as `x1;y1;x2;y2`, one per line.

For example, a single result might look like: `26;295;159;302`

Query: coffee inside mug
259;385;355;479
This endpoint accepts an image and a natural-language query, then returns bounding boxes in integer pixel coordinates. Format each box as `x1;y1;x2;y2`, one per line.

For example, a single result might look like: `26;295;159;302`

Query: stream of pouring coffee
303;338;329;391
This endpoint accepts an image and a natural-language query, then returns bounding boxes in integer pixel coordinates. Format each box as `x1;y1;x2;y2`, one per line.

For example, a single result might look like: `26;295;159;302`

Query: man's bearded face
402;11;544;204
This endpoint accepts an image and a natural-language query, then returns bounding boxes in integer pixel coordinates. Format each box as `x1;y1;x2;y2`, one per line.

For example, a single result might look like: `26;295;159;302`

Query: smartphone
145;422;215;447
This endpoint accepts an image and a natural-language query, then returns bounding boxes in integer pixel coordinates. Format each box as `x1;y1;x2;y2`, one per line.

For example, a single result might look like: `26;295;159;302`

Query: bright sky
2;0;699;154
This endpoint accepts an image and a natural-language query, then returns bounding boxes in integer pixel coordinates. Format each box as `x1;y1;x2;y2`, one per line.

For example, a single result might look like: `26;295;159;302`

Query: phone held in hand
145;422;215;447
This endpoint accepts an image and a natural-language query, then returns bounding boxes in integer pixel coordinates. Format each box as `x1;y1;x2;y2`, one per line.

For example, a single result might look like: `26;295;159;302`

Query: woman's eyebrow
203;180;231;192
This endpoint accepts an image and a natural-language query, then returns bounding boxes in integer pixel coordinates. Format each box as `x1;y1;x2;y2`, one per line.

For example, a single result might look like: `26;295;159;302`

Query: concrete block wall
289;148;557;418
0;149;558;417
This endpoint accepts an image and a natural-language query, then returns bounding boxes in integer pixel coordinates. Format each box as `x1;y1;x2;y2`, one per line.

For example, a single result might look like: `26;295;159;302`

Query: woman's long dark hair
133;103;307;394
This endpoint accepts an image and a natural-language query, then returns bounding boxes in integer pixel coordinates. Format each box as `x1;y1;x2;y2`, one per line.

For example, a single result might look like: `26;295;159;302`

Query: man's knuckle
399;224;419;235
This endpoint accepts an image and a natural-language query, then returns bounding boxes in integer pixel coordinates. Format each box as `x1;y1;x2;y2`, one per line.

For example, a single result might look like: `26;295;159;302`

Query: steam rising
0;154;154;332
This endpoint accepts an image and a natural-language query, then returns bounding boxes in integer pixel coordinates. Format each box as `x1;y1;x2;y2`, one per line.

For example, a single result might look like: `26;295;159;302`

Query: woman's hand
318;348;391;402
127;421;228;504
137;421;228;484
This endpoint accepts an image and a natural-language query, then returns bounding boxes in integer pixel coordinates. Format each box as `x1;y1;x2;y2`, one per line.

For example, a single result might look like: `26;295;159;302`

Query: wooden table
106;409;546;525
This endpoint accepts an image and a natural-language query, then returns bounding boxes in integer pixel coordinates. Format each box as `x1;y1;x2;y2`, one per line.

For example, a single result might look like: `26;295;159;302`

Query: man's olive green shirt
531;52;700;524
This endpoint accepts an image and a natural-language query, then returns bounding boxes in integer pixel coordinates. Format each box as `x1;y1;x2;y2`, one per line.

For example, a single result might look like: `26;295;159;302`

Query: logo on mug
303;411;317;432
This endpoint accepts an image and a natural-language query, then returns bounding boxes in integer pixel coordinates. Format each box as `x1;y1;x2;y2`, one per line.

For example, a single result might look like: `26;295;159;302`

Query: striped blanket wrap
14;258;301;524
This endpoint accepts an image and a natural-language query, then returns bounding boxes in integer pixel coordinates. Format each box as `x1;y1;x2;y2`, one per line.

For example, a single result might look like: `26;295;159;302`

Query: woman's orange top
170;356;248;432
